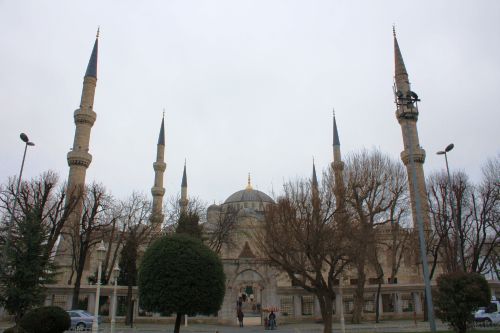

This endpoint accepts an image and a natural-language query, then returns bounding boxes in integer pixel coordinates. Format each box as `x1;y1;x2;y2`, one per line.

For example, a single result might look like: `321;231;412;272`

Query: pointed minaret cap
333;111;340;146
393;26;410;92
157;113;165;145
246;173;253;190
312;159;318;187
181;160;187;187
85;28;99;78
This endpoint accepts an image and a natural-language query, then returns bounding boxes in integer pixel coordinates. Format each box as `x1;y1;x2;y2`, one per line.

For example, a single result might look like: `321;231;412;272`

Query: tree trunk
317;294;334;333
375;280;382;323
174;313;182;333
71;247;87;309
125;285;133;325
352;263;366;324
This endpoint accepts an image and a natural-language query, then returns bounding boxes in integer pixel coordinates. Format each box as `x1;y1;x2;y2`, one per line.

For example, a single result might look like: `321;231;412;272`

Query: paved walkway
96;320;447;333
0;319;455;333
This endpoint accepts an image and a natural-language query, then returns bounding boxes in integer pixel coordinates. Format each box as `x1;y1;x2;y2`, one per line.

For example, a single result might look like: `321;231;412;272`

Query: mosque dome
224;188;274;204
207;203;220;211
223;175;274;204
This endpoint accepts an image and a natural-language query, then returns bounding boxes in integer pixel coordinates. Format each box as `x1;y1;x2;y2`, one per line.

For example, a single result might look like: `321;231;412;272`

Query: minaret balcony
400;148;426;165
74;109;97;126
67;150;92;168
153;161;166;172
151;187;165;196
332;161;345;171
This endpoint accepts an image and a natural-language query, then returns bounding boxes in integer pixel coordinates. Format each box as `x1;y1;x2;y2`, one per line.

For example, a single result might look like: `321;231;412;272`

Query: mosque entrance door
234;269;264;325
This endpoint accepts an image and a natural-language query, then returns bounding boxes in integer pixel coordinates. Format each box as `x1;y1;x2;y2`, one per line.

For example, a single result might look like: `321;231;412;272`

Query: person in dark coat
268;311;276;330
237;309;244;327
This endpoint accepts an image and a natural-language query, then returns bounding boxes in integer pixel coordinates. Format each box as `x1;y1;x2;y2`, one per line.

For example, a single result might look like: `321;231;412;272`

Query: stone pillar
294;295;301;318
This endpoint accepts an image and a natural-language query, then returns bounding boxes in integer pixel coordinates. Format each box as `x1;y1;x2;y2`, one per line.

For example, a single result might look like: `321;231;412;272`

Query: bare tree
343;149;409;324
0;171;78;264
117;192;154;326
163;193;206;232
68;183;114;309
205;205;240;254
427;164;499;276
467;156;499;275
253;173;350;333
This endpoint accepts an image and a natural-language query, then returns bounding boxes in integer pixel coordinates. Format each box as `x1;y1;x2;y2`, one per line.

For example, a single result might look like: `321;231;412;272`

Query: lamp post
339;275;346;333
92;240;106;333
2;133;35;264
110;264;120;333
436;143;462;271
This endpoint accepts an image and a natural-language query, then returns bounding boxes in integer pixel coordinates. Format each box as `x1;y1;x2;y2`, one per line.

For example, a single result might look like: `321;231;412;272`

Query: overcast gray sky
1;0;499;205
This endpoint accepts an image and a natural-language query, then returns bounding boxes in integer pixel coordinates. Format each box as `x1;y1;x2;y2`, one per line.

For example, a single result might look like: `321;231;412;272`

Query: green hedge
19;306;70;333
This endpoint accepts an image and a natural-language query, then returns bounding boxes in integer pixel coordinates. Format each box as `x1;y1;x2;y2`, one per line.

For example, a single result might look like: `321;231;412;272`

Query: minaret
312;160;319;191
57;31;100;281
393;29;430;230
311;160;320;214
180;161;188;214
331;111;346;213
151;115;166;230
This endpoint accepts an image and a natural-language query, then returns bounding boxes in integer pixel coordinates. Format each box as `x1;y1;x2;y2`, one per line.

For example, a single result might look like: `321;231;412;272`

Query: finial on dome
392;24;396;38
96;26;100;38
246;173;253;190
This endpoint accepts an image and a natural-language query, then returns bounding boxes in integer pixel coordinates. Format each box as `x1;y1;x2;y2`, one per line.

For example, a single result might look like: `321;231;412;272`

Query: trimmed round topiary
138;234;225;332
20;306;70;333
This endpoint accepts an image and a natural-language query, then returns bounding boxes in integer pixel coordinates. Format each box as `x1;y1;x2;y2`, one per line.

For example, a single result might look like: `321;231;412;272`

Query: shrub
19;306;70;333
138;234;225;333
434;272;491;333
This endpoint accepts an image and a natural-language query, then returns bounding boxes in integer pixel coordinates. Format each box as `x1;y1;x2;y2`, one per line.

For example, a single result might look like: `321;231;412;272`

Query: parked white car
474;299;500;324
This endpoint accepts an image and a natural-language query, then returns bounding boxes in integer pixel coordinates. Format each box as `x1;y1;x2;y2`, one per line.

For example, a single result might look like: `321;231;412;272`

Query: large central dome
223;175;274;204
224;188;274;204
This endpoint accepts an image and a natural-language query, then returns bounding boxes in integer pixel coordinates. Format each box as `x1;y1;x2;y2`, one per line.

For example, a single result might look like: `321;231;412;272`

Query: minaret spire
311;159;320;212
180;160;188;214
57;32;100;282
393;30;430;230
151;114;167;230
312;158;318;188
393;27;410;94
158;114;165;145
85;29;99;78
330;111;345;215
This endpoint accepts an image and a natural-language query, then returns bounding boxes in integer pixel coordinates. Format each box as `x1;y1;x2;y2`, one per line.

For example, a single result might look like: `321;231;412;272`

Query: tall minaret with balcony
58;32;100;279
180;161;188;214
151;115;166;231
393;29;430;229
331;112;346;213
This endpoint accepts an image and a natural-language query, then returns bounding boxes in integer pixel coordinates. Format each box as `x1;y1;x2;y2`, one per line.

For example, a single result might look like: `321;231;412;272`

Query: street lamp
110;263;120;333
92;240;106;333
436;143;463;271
2;133;35;264
339;275;346;333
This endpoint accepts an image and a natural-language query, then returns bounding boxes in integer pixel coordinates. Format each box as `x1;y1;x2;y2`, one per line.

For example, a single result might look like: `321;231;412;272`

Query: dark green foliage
176;212;201;239
0;210;56;322
434;272;491;333
118;236;138;287
138;234;225;318
118;234;139;325
19;306;70;333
